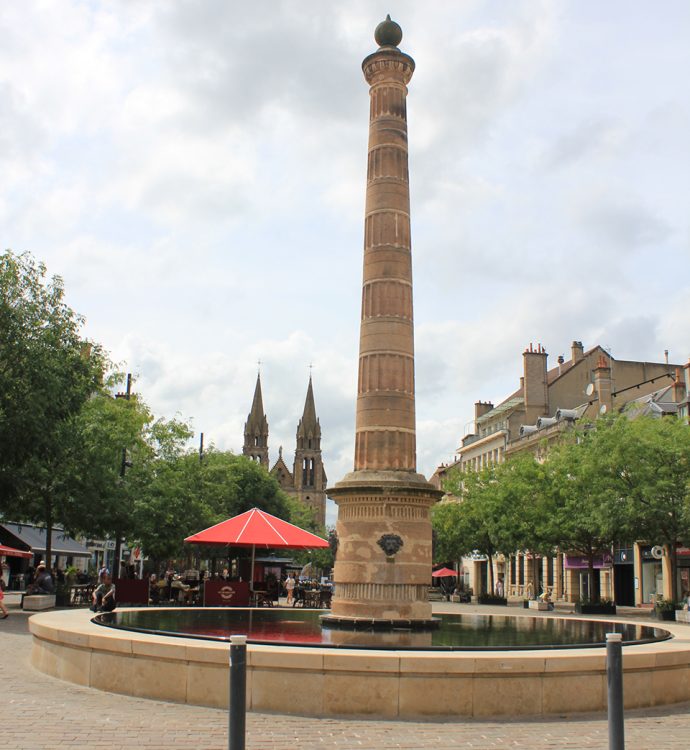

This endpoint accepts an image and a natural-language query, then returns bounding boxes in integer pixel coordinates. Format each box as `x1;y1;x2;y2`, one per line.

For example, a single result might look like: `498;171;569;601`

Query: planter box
575;602;616;615
655;609;677;621
478;596;507;606
23;595;56;611
675;610;690;623
528;600;550;611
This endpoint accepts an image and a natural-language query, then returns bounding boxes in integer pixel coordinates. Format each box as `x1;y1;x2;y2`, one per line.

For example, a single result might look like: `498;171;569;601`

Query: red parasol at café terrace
184;507;329;549
184;508;329;605
431;567;458;578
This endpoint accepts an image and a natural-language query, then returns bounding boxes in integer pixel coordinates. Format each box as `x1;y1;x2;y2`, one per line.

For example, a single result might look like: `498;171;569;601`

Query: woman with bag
0;561;9;619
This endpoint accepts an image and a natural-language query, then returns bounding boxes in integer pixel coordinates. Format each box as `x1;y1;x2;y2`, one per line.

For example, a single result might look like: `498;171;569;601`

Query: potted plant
55;565;79;607
478;592;507;606
575;598;616;615
654;598;678;621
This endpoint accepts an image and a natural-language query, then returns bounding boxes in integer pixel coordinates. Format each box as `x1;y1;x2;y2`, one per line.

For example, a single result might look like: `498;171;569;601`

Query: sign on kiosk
203;580;250;607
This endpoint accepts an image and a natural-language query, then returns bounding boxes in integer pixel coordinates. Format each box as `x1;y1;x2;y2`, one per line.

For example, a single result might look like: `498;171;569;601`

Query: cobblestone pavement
2;609;690;749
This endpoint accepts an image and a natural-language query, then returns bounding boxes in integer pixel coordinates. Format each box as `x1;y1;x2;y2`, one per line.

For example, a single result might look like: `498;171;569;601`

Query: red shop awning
0;544;33;559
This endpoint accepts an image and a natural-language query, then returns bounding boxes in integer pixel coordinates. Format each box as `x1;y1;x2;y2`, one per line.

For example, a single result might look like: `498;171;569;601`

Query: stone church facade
243;374;327;527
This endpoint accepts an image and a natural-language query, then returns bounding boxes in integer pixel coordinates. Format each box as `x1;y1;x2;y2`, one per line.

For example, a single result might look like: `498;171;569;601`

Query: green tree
130;435;211;568
436;453;556;598
597;414;690;601
438;463;516;595
195;450;292;521
58;375;201;573
149;449;311;570
61;379;150;535
0;251;106;563
497;452;557;598
548;429;625;602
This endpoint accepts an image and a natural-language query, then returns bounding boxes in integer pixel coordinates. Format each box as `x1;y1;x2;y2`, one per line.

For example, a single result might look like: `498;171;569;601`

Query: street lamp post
113;373;132;576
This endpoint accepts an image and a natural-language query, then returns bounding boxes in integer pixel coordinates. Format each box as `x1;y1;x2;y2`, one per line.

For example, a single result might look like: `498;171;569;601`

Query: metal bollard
606;632;625;750
229;634;247;750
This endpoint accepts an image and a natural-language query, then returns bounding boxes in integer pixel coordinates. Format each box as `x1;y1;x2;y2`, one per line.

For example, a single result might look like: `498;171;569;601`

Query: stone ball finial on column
374;14;403;47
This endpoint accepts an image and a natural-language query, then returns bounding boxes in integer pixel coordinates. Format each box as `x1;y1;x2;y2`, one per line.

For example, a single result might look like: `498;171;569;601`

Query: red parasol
184;508;329;591
431;567;458;578
0;544;32;559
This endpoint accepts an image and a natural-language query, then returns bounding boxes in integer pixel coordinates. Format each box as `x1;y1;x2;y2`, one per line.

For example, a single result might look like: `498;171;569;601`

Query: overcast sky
2;1;689;525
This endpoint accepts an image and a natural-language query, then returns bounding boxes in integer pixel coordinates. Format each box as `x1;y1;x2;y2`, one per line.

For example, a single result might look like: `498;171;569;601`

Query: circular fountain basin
29;607;690;718
93;608;667;650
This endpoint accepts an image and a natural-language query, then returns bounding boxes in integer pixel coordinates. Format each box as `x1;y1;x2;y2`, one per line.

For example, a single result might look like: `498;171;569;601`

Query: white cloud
2;1;688;498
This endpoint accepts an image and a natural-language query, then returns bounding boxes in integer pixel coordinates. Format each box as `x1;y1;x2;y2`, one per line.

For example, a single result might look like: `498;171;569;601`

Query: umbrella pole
250;545;255;593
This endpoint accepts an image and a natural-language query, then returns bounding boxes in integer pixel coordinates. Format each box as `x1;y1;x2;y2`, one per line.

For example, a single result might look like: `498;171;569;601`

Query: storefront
676;547;690;599
613;547;635;606
0;522;91;588
639;545;664;604
563;553;613;602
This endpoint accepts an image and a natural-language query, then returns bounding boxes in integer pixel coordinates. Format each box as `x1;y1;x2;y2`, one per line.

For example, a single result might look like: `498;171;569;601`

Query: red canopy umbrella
184;507;329;590
432;567;458;578
0;544;32;559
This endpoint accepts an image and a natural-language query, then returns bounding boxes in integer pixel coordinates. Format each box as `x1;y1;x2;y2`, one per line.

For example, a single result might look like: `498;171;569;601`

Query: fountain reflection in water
94;608;669;651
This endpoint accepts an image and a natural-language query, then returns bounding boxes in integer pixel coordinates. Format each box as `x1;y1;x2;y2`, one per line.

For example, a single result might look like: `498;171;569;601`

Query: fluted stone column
326;16;442;626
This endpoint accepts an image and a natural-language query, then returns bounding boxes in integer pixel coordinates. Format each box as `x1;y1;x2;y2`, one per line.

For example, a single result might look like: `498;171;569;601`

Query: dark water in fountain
94;608;670;650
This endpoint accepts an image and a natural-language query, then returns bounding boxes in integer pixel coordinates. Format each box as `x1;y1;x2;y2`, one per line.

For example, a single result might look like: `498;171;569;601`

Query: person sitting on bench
26;562;55;595
21;562;55;607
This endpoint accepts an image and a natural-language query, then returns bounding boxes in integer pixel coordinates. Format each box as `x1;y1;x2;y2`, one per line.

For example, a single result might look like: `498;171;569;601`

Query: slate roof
0;522;91;558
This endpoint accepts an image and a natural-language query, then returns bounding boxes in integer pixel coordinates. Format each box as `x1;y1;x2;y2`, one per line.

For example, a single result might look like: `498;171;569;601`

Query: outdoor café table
251;590;272;607
70;583;94;606
302;590;322;608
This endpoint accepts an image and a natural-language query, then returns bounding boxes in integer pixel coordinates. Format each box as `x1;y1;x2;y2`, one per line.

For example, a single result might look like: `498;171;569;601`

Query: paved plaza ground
3;605;690;749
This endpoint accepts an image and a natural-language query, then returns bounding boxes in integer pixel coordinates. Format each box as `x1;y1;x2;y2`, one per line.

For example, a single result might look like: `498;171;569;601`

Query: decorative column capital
362;49;415;86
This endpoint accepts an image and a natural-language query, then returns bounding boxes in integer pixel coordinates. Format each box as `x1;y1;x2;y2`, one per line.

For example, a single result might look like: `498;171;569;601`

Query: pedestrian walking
0;561;9;619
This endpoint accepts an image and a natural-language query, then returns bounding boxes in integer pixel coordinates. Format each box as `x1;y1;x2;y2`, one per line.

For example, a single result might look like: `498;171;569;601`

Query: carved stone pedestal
325;470;441;626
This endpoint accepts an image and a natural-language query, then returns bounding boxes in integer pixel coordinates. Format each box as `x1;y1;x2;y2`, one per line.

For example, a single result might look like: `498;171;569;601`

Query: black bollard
606;632;625;750
229;634;247;750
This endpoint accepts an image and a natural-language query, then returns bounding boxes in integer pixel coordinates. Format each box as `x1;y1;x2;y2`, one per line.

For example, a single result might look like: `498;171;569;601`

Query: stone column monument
326;16;442;627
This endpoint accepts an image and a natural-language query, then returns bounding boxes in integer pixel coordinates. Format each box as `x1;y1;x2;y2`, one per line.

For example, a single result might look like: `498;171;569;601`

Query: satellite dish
651;545;664;560
599;404;608;414
585;383;595;397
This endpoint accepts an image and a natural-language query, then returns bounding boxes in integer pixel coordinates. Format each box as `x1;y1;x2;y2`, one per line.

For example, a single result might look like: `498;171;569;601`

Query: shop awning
0;544;33;559
564;554;612;569
0;523;91;558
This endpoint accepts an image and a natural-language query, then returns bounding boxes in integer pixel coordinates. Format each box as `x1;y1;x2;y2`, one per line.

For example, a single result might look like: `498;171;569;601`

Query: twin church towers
242;373;327;527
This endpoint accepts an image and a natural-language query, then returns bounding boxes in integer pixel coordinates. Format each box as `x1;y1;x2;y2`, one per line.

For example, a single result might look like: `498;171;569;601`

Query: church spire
293;374;326;526
296;375;321;449
243;373;269;468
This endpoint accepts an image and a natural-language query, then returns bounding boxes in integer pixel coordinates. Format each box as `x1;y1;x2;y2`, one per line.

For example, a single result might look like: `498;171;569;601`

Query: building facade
242;374;328;527
433;340;688;606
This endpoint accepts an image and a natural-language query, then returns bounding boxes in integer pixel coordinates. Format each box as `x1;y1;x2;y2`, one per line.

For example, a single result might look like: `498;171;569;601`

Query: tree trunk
114;534;122;580
587;552;596;603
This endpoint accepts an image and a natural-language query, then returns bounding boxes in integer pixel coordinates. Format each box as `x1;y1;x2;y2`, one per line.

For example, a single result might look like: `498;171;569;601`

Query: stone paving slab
2;608;690;748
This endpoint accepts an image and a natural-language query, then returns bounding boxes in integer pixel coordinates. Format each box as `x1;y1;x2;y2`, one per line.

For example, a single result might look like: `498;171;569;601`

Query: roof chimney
523;343;548;416
593;355;612;414
571;341;584;362
557;355;565;376
673;368;686;404
474;401;494;422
